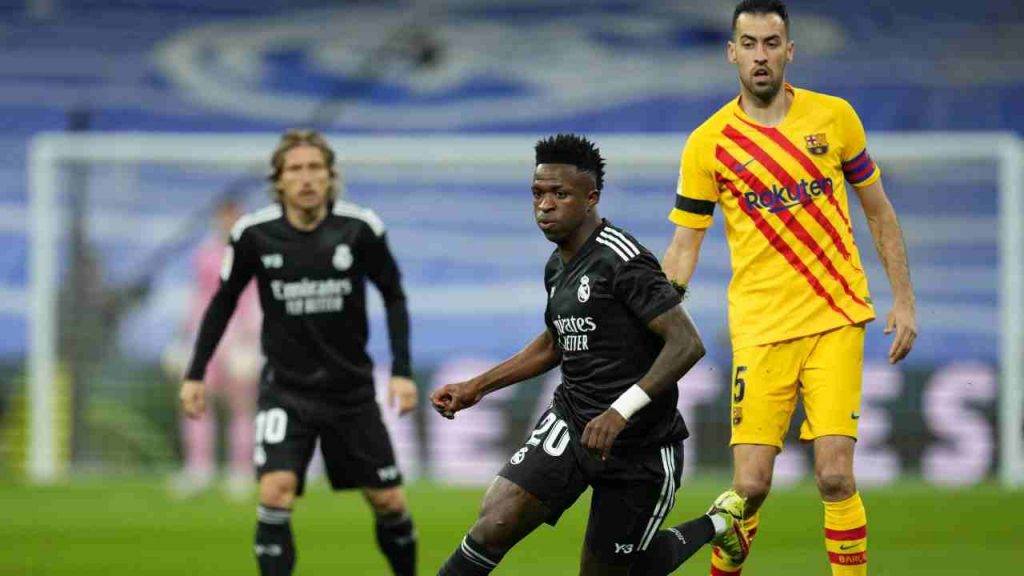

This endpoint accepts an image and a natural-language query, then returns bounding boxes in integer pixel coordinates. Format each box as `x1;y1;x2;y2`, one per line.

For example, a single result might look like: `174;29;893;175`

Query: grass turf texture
1;478;1020;575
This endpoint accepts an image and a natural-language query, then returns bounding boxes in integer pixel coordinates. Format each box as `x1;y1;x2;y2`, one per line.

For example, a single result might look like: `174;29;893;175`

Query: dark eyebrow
739;33;781;42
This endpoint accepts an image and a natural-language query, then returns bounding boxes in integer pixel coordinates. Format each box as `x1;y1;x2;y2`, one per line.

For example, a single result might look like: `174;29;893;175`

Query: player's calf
438;478;548;575
365;487;417;576
255;471;298;576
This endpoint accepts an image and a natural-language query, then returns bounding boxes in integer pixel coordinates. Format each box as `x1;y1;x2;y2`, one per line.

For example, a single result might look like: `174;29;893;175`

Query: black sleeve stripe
674;195;715;216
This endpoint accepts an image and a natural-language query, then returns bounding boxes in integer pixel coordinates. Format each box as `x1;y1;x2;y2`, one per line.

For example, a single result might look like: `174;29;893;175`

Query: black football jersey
545;220;688;451
187;201;410;407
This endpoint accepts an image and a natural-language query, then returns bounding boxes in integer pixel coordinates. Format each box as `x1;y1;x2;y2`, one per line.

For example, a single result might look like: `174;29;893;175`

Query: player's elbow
669;327;705;368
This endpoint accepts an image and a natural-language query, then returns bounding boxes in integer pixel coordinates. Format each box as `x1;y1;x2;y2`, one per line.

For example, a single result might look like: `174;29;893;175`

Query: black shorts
255;381;402;495
498;406;684;564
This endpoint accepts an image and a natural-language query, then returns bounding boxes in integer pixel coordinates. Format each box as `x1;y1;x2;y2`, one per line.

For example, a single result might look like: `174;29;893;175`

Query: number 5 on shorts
733;366;747;404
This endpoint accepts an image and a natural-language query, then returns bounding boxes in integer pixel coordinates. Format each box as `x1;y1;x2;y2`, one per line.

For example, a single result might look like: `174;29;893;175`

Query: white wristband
609;384;651;420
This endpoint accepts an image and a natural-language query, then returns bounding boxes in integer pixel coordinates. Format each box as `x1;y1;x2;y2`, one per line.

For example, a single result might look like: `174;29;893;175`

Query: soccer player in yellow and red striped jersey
662;1;917;575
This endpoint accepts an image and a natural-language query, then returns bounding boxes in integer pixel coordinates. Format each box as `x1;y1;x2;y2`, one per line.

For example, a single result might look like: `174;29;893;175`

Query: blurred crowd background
0;0;1021;490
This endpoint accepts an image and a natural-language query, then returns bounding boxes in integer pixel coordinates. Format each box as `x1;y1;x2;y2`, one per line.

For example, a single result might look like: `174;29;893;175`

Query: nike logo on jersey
839;543;861;551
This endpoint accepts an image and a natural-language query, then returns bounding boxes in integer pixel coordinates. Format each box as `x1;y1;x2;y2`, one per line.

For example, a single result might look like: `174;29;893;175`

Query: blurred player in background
432;134;749;576
662;1;917;575
180;130;419;576
164;199;261;499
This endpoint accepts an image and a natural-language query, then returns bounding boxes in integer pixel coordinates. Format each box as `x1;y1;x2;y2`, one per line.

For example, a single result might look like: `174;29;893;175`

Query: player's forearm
470;331;560;397
866;201;915;307
661;228;704;289
185;289;239;380
610;307;704;420
384;296;412;377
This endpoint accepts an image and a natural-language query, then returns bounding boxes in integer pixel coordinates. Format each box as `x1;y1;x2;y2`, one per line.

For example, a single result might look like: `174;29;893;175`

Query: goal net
21;132;1024;488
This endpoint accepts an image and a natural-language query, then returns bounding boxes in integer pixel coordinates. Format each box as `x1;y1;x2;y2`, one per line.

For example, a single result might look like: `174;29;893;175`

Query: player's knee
364;487;407;517
469;502;522;553
259;472;298;508
815;471;855;501
734;475;772;505
733;475;770;510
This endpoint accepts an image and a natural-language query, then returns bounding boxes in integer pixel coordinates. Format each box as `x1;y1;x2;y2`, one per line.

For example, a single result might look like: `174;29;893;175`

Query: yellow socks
823;492;867;575
709;513;759;575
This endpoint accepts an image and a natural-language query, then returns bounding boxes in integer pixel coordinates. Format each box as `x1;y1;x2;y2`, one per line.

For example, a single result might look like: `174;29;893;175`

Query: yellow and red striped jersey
669;85;878;349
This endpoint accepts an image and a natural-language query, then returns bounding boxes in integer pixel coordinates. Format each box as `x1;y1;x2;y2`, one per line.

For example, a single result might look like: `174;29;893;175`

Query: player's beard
741;69;784;106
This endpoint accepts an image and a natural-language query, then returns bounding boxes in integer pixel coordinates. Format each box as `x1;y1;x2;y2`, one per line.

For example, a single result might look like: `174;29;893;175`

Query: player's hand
388;376;419;417
581;409;628;461
884;299;917;364
179;379;207;419
429;381;482;420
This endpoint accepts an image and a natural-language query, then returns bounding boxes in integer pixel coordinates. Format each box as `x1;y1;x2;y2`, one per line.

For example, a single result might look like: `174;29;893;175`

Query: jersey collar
558;218;609;270
732;83;802;129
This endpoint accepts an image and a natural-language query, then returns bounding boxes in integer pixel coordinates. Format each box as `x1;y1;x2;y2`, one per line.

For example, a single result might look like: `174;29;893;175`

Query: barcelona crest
804;133;829;155
732;406;743;426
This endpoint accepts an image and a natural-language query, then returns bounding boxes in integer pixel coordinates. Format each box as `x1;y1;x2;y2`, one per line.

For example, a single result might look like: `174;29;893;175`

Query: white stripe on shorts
639;445;676;550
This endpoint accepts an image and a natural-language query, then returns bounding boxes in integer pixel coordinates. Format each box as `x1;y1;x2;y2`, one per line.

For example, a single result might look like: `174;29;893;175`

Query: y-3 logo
614;543;634;554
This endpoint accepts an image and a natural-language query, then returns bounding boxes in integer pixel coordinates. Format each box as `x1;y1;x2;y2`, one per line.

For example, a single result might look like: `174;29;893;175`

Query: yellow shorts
729;324;865;449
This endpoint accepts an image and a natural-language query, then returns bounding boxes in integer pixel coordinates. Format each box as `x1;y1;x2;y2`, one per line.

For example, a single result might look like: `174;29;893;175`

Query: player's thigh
254;395;318;496
319;404;403;490
497;407;588;527
584;442;683;566
798;324;865;442
731;443;779;503
730;339;806;449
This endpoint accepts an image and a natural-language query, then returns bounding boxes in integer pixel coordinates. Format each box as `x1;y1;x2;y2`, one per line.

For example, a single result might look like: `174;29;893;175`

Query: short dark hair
534;133;606;191
732;0;789;34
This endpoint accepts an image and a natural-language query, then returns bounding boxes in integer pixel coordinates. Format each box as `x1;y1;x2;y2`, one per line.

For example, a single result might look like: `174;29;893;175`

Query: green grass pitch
1;477;1021;575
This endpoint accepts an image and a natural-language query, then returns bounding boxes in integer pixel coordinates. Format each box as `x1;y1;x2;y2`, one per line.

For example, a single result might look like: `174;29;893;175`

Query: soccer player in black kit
431;134;750;576
180;130;418;576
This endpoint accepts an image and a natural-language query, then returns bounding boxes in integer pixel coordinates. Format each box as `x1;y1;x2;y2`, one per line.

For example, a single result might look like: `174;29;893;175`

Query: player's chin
537;224;564;241
750;80;781;100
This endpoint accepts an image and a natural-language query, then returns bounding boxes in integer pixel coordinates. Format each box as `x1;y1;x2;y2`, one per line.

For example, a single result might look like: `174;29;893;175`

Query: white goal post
26;131;1024;486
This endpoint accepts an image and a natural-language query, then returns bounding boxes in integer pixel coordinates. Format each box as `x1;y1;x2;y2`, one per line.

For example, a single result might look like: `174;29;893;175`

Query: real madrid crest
510;447;528;465
332;244;353;271
577;275;591;303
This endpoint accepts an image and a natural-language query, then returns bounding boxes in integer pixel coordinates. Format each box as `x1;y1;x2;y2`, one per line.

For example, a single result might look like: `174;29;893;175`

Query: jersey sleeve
668;133;719;229
185;232;258;380
613;253;682;324
361;222;413;378
837;99;882;189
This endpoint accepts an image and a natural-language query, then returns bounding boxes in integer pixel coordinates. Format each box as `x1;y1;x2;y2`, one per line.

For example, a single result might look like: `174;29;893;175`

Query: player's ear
587;189;600;209
786;39;794;63
727;40;737;64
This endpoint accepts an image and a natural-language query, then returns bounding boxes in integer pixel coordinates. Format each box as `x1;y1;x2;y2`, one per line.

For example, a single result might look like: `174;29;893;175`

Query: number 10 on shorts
253;408;288;466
